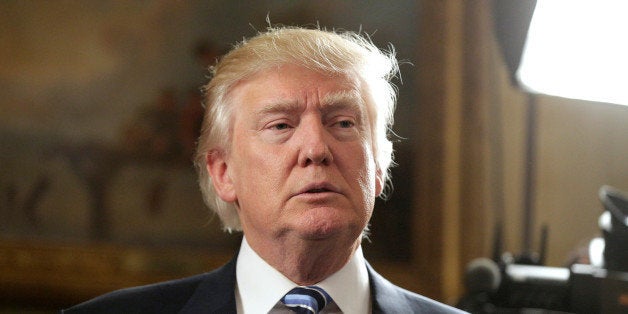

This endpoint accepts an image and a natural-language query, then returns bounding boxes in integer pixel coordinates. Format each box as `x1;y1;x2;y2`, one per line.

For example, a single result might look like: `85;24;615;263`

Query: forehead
227;64;365;113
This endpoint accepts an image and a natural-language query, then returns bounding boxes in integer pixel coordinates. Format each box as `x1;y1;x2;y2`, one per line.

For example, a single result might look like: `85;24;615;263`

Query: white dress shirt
235;236;371;314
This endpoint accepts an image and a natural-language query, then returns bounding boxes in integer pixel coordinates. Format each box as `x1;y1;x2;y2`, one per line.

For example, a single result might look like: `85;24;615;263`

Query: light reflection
517;0;628;106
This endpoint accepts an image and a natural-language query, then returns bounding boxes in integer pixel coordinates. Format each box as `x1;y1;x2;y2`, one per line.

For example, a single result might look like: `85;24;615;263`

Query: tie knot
281;286;333;314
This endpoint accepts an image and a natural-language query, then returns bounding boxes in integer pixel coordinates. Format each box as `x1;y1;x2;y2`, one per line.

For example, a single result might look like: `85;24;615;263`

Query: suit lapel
179;256;238;314
175;255;417;313
367;261;410;314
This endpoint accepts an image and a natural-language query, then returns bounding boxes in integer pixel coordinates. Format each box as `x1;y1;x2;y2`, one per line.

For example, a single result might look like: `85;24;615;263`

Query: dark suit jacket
62;256;466;313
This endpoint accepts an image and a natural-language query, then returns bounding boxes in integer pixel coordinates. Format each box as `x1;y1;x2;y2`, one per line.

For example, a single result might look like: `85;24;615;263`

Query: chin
300;225;343;240
298;217;363;242
287;203;365;238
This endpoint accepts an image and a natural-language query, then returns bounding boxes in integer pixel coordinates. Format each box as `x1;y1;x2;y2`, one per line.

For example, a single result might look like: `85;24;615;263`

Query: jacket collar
177;254;407;314
367;261;410;313
179;256;238;314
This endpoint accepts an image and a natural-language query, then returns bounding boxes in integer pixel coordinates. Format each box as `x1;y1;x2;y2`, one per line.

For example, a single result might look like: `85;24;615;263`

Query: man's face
211;64;382;245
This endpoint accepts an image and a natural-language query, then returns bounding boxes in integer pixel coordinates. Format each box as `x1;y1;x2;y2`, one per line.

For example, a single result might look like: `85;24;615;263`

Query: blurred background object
457;185;628;313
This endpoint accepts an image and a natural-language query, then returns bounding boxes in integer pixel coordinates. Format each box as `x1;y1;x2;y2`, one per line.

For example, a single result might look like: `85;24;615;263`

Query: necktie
281;286;333;314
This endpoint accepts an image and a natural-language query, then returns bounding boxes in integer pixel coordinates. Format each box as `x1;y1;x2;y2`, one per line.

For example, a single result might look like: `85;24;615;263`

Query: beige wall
482;0;628;270
535;97;628;266
492;23;628;270
413;0;628;302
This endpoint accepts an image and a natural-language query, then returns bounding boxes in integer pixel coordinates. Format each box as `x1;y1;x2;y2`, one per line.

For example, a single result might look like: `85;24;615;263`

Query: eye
330;118;356;129
337;120;355;128
269;122;292;130
265;119;293;131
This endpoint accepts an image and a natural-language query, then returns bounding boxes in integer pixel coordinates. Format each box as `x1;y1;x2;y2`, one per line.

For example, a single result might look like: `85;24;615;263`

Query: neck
246;234;361;285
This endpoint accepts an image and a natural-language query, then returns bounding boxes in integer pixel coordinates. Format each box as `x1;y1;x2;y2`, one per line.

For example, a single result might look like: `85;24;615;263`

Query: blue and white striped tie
281;286;333;314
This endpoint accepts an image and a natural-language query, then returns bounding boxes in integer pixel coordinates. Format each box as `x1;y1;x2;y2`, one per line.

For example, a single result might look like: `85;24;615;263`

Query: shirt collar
235;236;370;313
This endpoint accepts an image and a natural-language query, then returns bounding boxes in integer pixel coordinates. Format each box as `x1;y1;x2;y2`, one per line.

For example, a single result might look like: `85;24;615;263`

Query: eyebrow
254;90;365;118
254;100;302;117
320;90;365;114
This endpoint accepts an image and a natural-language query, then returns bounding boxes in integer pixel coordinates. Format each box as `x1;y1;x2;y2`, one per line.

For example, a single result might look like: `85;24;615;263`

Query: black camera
458;185;628;313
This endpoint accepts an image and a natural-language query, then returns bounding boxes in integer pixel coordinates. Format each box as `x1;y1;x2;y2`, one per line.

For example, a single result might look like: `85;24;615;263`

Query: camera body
458;186;628;313
488;263;628;313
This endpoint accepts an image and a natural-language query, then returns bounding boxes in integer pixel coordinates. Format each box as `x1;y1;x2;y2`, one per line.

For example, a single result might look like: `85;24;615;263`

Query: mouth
295;182;340;196
307;188;330;193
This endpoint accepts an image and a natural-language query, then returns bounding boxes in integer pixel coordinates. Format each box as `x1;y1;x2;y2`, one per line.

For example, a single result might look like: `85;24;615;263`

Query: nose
297;119;333;167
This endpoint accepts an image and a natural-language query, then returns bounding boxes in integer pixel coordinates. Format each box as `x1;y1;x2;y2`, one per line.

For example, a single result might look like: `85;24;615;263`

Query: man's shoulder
61;272;209;314
62;258;237;314
367;263;467;313
391;285;467;314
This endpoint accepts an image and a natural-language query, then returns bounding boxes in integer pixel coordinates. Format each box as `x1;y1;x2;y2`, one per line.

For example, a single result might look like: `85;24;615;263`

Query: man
63;26;465;314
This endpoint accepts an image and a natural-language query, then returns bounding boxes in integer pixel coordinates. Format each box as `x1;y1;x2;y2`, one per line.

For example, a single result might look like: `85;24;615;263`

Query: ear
375;167;384;197
206;150;237;202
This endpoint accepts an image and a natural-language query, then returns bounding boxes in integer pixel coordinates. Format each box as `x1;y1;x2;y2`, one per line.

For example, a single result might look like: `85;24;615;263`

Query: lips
295;182;340;196
307;188;329;193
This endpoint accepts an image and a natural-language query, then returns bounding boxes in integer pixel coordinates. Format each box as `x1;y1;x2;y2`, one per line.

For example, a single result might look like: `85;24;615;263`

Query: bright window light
517;0;628;106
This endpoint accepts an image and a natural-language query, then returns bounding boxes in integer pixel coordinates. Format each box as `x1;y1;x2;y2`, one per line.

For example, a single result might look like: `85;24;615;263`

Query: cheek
230;143;288;196
343;144;378;201
360;141;379;185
